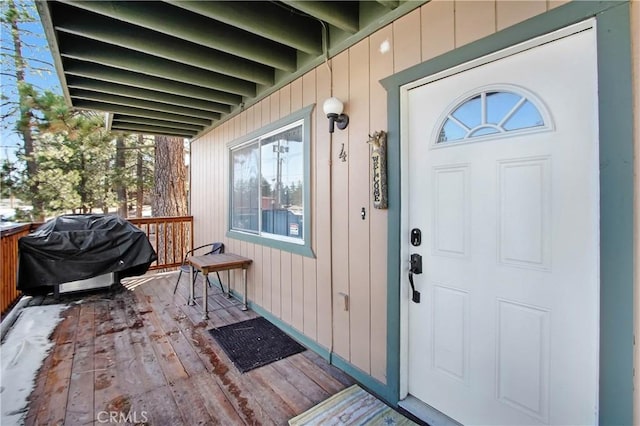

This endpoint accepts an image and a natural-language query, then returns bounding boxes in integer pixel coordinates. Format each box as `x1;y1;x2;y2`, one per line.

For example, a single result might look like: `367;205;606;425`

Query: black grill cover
18;214;157;294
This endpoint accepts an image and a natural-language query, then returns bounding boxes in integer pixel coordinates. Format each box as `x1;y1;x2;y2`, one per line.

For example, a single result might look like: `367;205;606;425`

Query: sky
1;0;62;161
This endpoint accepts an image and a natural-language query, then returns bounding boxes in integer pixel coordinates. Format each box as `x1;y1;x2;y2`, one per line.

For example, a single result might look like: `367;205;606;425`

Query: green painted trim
233;290;394;406
381;1;633;424
241;297;331;360
227;104;316;259
330;353;396;407
226;103;314;150
232;289;394;406
595;4;634;425
384;68;403;408
226;230;315;258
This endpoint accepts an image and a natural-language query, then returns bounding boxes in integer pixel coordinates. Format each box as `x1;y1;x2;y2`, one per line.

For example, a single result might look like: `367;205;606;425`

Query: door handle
410;253;422;274
408;253;422;303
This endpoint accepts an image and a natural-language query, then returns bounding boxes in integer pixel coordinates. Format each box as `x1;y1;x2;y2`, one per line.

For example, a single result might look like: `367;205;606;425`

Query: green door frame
381;2;634;425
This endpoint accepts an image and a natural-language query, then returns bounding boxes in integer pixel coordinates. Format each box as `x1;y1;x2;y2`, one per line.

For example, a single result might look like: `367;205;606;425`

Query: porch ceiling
37;0;423;139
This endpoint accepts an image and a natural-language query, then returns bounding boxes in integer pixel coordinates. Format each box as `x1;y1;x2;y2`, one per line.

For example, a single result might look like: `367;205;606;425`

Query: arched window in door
436;86;552;144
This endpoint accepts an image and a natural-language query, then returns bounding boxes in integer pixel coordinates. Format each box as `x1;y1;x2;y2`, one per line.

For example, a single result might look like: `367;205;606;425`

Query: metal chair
173;242;225;294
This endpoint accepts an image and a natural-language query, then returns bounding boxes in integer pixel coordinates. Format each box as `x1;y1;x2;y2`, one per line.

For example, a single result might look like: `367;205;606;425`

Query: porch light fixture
323;97;349;133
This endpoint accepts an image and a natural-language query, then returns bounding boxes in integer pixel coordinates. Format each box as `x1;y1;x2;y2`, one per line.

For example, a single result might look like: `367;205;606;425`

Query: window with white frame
228;105;313;256
436;87;551;145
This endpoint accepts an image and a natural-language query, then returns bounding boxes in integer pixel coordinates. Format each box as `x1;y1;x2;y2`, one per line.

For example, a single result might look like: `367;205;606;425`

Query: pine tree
29;92;116;215
1;0;52;219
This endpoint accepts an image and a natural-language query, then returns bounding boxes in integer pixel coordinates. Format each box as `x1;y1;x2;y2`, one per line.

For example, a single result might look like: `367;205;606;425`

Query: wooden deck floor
23;272;355;425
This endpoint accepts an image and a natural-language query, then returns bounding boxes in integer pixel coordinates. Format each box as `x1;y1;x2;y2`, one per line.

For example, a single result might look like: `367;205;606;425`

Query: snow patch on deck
1;304;67;425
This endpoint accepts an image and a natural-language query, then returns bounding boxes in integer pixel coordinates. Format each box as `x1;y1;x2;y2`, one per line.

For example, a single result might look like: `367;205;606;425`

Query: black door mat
208;317;306;373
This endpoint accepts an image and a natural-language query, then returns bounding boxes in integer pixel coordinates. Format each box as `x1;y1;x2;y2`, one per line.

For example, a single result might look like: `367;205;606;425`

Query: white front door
403;26;599;425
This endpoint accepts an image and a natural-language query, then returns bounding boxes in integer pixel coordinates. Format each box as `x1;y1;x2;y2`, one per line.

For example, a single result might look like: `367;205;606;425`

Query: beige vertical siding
302;71;318;340
421;0;455;61
291;251;304;331
190;0;558;383
348;39;372;372
272;246;282;318
330;50;351;361
497;1;547;30
279;86;293;325
280;251;293;323
290;84;305;334
369;25;393;382
393;9;422;71
316;64;333;350
455;1;496;46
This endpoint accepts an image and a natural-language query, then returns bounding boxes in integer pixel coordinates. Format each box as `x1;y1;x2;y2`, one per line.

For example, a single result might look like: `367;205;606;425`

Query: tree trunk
136;134;144;218
102;158;110;214
152;135;188;267
152;136;187;216
115;135;127;217
8;0;43;220
78;153;88;213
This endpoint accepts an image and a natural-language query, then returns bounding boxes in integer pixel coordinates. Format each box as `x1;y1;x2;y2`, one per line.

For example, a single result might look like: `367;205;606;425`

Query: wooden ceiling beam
63;60;242;106
59;34;256;97
282;1;359;34
73;100;212;127
53;6;274;85
69;89;221;121
66;77;231;115
375;0;399;9
169;0;323;55
110;123;197;138
111;116;203;132
58;0;296;72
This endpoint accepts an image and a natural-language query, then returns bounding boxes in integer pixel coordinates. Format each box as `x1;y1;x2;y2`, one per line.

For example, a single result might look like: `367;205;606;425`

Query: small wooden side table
187;253;252;319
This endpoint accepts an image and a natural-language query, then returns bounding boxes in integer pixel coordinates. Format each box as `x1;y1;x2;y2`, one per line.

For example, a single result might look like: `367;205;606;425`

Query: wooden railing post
1;224;31;315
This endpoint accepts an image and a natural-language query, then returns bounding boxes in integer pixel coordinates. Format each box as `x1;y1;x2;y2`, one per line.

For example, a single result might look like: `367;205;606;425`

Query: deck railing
0;216;193;315
1;223;39;315
128;216;194;270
